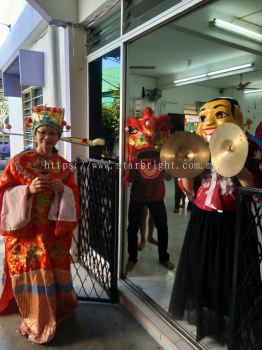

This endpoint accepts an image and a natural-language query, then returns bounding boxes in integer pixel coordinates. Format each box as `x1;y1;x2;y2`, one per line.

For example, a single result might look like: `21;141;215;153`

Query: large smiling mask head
197;97;243;142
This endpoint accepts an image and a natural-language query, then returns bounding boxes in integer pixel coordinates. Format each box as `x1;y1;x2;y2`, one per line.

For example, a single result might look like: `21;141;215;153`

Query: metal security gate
71;159;119;303
229;187;262;350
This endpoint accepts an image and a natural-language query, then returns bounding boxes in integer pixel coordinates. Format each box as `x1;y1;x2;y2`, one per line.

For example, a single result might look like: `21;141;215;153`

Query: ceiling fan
235;74;251;90
235;74;262;91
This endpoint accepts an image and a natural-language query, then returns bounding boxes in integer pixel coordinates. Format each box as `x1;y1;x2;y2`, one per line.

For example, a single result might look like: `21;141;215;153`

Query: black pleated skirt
169;205;236;344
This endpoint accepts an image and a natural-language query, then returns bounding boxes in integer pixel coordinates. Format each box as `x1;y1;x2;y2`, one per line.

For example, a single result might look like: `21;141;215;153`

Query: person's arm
237;166;254;188
63;170;80;220
181;178;194;194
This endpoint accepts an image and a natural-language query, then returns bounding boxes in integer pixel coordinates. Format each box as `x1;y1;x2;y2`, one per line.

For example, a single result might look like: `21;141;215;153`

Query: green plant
101;87;120;155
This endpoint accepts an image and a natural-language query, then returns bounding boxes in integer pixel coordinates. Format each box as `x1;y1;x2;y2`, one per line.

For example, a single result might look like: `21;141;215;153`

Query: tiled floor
126;180;227;350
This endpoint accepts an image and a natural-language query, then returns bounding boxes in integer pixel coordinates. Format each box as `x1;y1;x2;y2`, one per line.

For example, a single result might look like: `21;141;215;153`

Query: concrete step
118;280;198;350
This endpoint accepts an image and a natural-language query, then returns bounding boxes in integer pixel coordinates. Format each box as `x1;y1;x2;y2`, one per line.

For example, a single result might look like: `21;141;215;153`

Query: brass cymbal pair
160;123;248;178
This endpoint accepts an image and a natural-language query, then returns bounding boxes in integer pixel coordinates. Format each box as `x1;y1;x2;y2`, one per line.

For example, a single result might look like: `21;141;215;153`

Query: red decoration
33;106;42;112
81;138;88;144
5;124;12;130
61;120;67;126
66;125;71;130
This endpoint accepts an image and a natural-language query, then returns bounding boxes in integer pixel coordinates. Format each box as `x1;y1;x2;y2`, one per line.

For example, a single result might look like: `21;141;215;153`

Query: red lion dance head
124;107;170;186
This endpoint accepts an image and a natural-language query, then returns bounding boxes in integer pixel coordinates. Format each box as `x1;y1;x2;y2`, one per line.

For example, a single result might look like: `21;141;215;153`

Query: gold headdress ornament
0;106;105;147
26;106;71;135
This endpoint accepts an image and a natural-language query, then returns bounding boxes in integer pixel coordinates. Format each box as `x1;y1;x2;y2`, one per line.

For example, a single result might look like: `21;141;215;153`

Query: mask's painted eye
215;111;227;119
199;115;205;122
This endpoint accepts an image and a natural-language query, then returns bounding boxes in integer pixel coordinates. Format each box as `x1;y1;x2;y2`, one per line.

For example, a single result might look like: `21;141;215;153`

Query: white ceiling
0;0;26;48
128;0;262;91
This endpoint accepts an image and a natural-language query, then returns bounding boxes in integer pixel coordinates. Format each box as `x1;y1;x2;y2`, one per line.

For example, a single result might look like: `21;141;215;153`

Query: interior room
124;0;262;348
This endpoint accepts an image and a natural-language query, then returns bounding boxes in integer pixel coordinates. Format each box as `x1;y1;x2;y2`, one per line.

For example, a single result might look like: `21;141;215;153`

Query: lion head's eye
129;127;138;134
199;115;205;122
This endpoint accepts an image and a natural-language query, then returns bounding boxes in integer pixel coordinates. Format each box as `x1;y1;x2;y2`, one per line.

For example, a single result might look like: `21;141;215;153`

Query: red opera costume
0;107;80;344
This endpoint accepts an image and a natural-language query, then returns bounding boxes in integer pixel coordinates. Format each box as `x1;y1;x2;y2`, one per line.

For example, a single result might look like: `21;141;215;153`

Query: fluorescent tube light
211;19;262;43
207;63;253;77
174;74;207;84
174;63;253;85
243;89;262;94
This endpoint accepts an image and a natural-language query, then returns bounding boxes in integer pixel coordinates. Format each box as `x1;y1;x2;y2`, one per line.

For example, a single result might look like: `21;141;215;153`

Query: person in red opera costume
0;106;80;344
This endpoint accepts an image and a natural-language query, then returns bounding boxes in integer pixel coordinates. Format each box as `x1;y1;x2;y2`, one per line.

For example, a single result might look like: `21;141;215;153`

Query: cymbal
209;123;248;177
160;132;210;178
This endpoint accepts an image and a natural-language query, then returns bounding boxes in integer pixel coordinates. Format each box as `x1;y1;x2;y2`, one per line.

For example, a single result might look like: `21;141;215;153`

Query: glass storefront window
123;0;182;33
89;48;120;159
124;0;262;348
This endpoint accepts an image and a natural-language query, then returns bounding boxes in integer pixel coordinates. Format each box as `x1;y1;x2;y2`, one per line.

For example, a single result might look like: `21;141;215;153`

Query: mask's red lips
203;128;215;136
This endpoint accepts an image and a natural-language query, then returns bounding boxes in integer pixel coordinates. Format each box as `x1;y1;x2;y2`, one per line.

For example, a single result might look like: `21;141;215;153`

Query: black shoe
160;260;175;270
126;261;136;272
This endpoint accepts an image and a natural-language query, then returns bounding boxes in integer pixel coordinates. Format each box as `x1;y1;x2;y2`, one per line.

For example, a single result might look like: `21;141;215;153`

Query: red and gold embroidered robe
0;150;80;344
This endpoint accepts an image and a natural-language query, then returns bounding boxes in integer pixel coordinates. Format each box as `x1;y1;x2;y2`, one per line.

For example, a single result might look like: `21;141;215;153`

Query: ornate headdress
124;106;170;186
126;107;170;164
26;106;71;135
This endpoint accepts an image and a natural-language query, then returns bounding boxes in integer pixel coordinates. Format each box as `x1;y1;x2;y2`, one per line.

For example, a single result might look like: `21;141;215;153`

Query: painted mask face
197;98;243;142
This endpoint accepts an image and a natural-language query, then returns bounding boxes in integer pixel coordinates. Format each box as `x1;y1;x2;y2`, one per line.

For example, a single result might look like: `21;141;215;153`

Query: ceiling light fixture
174;74;207;84
243;89;262;94
174;63;254;85
207;63;254;77
211;18;262;43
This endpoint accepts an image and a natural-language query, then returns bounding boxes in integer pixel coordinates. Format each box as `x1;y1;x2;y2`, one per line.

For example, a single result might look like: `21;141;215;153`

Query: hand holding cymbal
160;131;210;178
209;123;248;177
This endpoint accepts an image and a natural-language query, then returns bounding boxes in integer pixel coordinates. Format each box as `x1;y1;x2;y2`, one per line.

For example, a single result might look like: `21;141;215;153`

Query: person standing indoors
138;207;157;251
125;107;174;272
0;106;80;344
169;97;262;346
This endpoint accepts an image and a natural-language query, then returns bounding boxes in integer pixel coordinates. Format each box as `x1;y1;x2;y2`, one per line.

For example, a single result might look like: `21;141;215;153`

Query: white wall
128;74;219;116
8;97;24;157
65;26;88;161
128;74;157;115
160;85;220;114
29;27;56;105
128;74;262;135
241;93;262;134
0;4;47;71
3;23;88;160
21;24;89;161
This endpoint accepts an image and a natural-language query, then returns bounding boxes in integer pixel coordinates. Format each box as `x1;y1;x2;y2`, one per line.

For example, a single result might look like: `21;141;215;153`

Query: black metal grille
71;159;119;303
229;187;262;350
